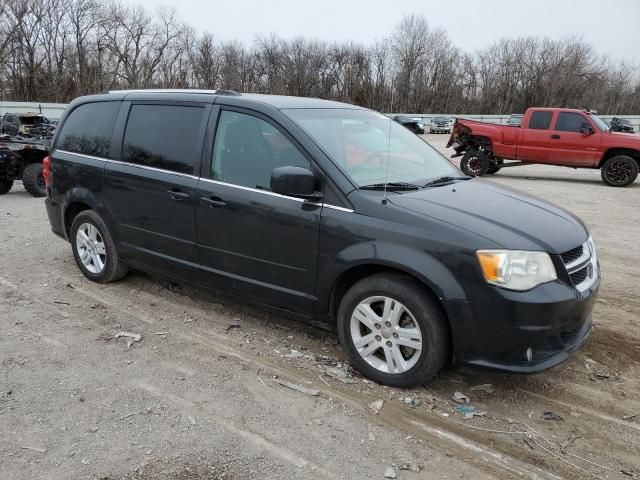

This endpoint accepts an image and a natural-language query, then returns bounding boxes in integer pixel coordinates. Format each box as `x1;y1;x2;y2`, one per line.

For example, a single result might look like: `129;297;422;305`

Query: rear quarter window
528;111;553;130
56;102;120;157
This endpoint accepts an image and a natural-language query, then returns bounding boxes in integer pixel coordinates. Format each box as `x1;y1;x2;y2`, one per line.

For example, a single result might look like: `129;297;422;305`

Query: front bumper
443;277;599;373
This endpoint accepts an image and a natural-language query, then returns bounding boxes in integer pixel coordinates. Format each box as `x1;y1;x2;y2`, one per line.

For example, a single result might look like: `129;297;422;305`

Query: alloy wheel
606;160;632;184
76;223;106;274
349;296;423;374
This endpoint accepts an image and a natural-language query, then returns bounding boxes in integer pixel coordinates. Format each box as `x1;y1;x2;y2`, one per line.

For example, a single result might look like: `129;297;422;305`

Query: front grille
561;245;583;264
569;267;588;285
560;240;596;290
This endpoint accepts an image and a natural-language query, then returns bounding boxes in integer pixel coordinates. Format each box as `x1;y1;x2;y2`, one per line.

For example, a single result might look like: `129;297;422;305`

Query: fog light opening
524;347;534;362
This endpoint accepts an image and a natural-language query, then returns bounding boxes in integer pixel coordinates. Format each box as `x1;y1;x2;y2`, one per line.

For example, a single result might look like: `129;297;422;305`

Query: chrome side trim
55;150;355;213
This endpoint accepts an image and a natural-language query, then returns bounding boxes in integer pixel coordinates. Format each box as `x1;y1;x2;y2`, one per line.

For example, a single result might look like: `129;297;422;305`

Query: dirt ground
1;134;639;480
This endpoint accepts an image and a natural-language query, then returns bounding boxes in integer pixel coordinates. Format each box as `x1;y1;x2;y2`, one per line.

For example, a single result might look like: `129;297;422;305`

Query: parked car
506;114;523;127
449;107;640;186
392;116;425;134
45;90;599;387
609;117;635;133
430;116;453;134
0;112;51;137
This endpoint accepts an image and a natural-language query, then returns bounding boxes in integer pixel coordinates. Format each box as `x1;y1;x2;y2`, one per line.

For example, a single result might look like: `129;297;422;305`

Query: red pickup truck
447;108;640;187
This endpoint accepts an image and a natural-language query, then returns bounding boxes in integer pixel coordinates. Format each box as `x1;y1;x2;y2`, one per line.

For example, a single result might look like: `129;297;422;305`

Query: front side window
284;108;458;187
122;104;205;175
528;111;553;130
56;102;120;157
555;112;588;132
211;110;309;190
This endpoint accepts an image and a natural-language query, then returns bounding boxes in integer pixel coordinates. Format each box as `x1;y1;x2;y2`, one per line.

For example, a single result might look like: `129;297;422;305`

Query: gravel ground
1;134;639;479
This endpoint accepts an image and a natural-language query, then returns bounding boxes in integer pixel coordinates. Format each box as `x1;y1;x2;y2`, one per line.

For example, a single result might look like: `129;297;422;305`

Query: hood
388;179;588;253
608;131;639;140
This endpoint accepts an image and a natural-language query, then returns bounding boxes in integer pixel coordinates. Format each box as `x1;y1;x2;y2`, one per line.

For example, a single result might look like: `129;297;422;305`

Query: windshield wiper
360;182;422;191
423;176;471;187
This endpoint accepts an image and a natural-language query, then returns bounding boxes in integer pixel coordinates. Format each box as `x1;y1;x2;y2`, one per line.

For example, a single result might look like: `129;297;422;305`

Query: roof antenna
382;115;392;205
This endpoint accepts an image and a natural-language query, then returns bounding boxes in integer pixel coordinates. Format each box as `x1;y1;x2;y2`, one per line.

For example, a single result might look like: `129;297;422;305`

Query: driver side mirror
580;122;595;135
270;166;322;201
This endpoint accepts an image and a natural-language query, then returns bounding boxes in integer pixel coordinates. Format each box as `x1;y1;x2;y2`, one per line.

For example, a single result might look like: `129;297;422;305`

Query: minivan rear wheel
337;273;449;388
70;210;128;283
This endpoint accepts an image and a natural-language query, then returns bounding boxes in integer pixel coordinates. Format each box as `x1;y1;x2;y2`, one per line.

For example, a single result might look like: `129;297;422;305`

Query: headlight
476;250;557;291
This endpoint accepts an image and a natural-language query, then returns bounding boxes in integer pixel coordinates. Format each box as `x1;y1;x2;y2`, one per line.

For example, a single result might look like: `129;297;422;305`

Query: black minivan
44;90;599;387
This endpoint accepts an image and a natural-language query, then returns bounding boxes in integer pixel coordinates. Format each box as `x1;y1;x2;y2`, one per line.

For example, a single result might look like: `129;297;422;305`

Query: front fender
316;241;467;315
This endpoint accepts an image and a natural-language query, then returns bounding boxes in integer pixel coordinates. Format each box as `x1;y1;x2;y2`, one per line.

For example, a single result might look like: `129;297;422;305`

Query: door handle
201;196;227;208
551;134;561;139
167;189;190;201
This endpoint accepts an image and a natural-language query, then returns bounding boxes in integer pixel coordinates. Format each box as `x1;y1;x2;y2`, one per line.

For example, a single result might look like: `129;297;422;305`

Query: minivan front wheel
337;273;449;388
70;210;128;283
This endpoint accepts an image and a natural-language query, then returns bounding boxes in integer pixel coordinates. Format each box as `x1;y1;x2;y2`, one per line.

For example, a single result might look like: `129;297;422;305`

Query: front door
196;108;322;314
104;102;209;282
549;112;601;166
517;110;553;162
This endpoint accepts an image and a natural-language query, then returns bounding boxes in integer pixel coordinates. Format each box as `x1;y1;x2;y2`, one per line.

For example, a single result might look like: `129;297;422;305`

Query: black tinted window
212;110;309;190
528;111;553;130
57;102;119;157
122;104;205;175
555;112;587;132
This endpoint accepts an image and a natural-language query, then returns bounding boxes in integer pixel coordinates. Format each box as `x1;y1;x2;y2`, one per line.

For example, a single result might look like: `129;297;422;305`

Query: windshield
589;113;608;131
284;109;459;187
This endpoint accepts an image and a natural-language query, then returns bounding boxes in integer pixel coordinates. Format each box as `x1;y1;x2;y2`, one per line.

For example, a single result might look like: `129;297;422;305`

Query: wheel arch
61;188;115;240
323;243;466;340
599;148;640;168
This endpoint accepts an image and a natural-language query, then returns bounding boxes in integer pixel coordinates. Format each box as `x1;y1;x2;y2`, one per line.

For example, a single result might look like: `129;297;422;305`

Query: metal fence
389;113;640;131
0;101;68;120
2;101;639;131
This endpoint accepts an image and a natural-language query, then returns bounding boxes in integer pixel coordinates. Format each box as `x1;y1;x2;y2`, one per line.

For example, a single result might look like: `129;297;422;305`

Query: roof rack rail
106;88;241;96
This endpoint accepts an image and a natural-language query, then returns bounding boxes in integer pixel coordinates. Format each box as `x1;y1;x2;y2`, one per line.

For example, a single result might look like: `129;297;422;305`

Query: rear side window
555;112;587;132
122;104;205;175
56;102;120;157
528;111;553;130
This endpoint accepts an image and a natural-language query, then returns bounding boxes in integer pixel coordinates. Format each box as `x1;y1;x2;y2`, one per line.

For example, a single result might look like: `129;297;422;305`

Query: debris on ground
368;432;375;442
621;469;638;477
368;399;384;415
455;404;486;419
20;446;46;454
271;378;319;396
154;331;169;336
187;415;197;426
469;383;495;393
452;391;470;404
401;397;423;407
622;413;638;420
542;411;564;421
398;462;421;472
383;466;397;478
114;331;142;348
559;435;582;452
225;324;241;333
319;363;355;384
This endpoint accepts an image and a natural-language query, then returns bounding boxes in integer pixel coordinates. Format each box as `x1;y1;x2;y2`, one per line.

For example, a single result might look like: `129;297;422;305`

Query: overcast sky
132;0;639;63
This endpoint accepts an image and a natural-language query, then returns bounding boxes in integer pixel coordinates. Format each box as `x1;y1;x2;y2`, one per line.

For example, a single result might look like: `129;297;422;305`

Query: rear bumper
443;278;599;374
45;197;66;240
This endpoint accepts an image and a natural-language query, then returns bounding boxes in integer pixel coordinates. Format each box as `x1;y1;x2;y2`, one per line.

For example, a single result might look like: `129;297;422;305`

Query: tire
337;272;450;388
70;210;128;283
460;150;489;176
487;159;504;175
0;179;13;194
22;162;46;197
601;155;638;187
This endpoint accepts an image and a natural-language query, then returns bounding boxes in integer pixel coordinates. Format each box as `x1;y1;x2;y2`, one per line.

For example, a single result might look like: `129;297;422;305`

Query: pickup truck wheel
22;162;46;197
460;151;489;176
0;179;13;194
601;155;638;187
337;273;449;388
70;210;129;283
